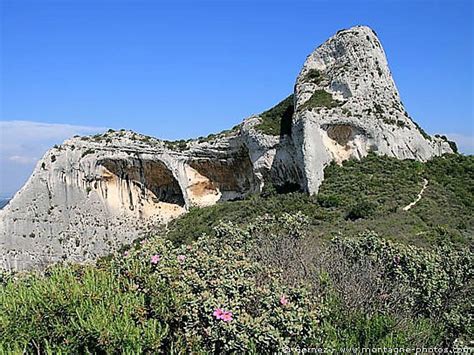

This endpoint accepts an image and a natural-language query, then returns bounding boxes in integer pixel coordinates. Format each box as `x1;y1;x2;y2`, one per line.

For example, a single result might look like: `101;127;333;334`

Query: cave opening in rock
99;158;185;207
188;152;258;201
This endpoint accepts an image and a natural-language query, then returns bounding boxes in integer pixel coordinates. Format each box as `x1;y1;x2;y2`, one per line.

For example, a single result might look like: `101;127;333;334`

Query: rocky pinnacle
292;25;452;193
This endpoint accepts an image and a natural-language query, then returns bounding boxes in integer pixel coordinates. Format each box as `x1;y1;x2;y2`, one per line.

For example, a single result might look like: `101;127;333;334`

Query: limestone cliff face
0;125;295;270
0;25;454;270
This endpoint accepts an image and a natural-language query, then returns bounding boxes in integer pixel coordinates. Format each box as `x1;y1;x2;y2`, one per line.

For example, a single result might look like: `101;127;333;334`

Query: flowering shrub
0;222;320;353
108;228;321;353
280;295;289;306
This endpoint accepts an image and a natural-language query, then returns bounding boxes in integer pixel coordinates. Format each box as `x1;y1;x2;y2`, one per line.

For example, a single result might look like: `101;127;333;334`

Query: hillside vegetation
0;154;472;353
255;95;294;136
168;154;473;248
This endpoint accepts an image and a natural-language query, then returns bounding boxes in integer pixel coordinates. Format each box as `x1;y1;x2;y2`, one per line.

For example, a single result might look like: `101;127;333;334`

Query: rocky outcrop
0;25;454;270
292;26;452;193
0;125;294;270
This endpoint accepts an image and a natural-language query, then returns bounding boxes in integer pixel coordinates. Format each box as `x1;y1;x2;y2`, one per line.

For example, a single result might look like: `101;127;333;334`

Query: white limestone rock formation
0;127;296;270
292;26;452;193
0;25;454;270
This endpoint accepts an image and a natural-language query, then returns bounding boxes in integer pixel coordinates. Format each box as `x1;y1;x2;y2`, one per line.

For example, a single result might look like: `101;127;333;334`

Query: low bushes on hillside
2;213;471;352
0;222;320;353
329;233;473;345
241;214;473;347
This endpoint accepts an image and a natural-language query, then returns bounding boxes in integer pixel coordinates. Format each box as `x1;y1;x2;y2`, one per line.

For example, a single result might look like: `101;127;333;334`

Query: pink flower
177;254;186;262
150;254;161;264
213;308;224;319
213;308;233;322
280;295;289;306
221;311;233;322
140;240;147;245
123;251;129;257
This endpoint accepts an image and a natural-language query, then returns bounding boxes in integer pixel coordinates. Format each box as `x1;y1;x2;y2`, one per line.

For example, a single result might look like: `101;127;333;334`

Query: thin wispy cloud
0;120;106;196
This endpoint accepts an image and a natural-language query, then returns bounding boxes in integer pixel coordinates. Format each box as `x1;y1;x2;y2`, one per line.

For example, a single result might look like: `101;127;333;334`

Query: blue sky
1;0;473;196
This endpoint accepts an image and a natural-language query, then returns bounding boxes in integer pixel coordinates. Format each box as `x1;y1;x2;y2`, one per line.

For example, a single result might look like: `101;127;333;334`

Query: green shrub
255;95;294;136
1;214;472;351
197;125;241;143
211;215;467;347
164;139;190;151
373;103;384;116
383;118;397;125
341;107;352;116
304;69;325;85
0;266;168;353
300;90;342;111
330;233;473;345
396;120;406;128
239;215;471;346
317;193;341;208
447;140;458;153
345;199;377;220
166;192;324;245
260;182;277;197
177;140;187;150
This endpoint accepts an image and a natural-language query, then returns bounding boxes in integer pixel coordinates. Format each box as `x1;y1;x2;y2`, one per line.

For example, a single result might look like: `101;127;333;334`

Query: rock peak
336;25;377;35
296;25;394;107
291;26;452;193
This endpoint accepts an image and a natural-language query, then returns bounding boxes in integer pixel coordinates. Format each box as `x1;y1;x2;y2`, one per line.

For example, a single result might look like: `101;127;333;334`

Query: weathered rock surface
0;25;454;270
292;26;452;193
